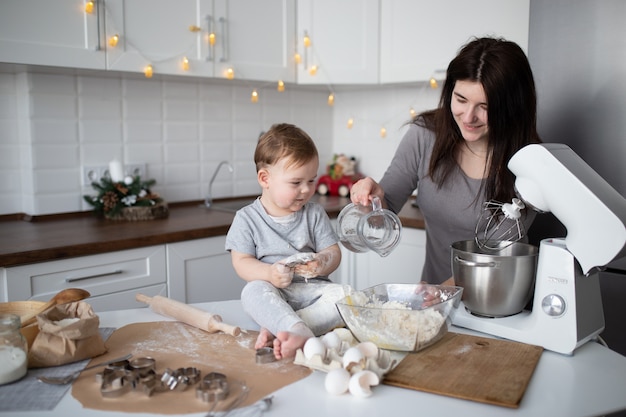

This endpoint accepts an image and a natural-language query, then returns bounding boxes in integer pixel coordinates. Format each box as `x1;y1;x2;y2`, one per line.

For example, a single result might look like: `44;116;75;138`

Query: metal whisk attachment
474;198;526;251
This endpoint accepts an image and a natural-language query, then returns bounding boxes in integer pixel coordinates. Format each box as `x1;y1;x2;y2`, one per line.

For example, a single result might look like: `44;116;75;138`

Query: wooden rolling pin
135;294;241;336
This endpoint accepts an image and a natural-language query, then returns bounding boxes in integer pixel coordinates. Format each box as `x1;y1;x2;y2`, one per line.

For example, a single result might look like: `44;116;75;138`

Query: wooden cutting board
383;332;543;408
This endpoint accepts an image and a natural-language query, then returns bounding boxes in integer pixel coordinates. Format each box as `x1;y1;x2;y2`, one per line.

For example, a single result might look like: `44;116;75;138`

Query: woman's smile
451;80;489;143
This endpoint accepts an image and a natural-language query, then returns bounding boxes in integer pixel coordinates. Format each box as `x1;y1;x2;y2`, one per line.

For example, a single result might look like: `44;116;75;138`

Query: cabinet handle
303;30;309;69
94;0;102;51
205;15;214;62
219;16;228;62
66;269;123;283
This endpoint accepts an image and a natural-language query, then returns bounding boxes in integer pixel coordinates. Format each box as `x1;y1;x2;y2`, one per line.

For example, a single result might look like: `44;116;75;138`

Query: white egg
321;331;342;350
356;341;379;359
324;368;351;395
342;346;364;369
303;337;326;359
348;370;380;398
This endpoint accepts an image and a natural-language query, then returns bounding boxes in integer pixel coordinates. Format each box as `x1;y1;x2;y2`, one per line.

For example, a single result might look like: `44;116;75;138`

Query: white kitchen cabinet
1;246;167;312
0;0;105;70
296;0;379;85
213;0;296;83
342;228;426;290
167;236;245;304
380;0;530;83
104;0;296;82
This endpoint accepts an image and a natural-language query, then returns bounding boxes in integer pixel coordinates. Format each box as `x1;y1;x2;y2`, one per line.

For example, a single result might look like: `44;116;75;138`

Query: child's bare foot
255;328;275;349
273;331;311;360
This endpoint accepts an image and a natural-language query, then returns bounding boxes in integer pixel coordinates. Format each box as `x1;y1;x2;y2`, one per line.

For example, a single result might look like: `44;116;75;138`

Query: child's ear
257;169;270;188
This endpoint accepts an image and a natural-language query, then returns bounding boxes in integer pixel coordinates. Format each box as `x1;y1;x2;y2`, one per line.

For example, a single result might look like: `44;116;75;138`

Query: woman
350;37;541;285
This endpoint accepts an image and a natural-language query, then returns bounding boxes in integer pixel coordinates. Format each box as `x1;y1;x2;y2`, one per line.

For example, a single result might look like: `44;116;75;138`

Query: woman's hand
414;277;456;307
350;177;385;206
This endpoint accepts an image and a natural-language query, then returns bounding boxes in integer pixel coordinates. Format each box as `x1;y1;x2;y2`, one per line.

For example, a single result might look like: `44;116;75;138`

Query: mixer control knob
541;294;566;317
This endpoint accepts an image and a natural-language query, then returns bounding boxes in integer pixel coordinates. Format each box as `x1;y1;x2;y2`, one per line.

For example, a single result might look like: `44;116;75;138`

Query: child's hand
294;252;331;279
271;260;294;288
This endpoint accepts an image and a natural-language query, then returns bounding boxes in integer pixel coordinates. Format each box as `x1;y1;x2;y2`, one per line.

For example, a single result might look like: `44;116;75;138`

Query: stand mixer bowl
451;240;539;317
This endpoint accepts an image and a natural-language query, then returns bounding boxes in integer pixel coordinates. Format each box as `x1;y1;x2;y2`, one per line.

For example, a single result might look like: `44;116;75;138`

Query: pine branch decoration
83;176;164;219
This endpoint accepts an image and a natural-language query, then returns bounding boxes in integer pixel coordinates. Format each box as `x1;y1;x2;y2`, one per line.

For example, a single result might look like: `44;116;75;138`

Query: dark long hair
418;37;541;203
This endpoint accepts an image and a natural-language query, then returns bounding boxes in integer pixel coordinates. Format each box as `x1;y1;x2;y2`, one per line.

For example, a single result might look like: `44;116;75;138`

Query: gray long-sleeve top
380;123;535;284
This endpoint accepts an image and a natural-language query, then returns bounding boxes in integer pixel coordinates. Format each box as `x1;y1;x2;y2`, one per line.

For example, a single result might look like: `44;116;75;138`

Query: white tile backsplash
32;144;79;169
32;120;77;144
124;100;163;121
124;121;162;142
29;73;75;95
0;69;439;216
80;120;122;144
30;94;77;119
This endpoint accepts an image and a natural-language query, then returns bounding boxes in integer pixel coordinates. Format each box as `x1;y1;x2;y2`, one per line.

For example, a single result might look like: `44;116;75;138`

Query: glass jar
0;313;28;385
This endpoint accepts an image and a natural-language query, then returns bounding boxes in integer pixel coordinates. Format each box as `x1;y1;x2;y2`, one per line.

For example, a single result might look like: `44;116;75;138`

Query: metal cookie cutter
196;372;229;403
255;347;276;364
96;358;131;384
129;357;156;378
100;369;136;398
161;367;201;391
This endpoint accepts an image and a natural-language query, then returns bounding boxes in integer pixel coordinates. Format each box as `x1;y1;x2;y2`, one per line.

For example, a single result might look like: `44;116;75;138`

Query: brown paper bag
28;301;107;368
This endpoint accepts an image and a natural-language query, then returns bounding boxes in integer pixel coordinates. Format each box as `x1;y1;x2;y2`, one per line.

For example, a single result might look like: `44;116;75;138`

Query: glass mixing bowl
336;283;463;352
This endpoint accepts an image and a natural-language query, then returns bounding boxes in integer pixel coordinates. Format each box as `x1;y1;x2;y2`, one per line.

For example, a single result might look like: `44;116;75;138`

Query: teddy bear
317;154;363;197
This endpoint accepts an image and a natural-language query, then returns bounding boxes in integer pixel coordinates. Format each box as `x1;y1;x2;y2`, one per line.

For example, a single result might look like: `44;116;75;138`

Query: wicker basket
106;202;169;221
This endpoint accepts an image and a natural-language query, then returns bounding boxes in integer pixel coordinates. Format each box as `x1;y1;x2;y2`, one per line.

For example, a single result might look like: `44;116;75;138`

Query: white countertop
5;300;626;417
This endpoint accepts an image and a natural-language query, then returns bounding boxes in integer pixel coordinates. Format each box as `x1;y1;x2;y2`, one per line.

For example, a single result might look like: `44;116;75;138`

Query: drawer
3;246;166;303
86;283;167;313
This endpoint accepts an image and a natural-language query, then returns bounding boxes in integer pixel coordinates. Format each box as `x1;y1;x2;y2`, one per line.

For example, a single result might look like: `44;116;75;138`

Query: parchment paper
72;321;312;414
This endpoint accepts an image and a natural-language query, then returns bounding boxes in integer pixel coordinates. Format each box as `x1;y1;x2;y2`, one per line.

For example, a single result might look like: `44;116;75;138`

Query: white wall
0;69;335;215
0;67;441;217
330;84;440;181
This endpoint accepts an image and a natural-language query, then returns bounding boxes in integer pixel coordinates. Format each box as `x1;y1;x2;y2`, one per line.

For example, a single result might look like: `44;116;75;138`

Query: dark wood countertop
0;195;424;268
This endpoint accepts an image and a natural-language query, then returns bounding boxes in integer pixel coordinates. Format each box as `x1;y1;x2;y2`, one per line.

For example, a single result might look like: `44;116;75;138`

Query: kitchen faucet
205;160;234;208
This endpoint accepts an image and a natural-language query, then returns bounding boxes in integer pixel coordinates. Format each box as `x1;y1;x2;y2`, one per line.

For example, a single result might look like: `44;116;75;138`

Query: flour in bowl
339;291;447;351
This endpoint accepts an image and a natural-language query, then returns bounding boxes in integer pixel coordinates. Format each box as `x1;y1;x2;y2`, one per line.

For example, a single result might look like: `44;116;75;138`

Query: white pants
240;279;352;336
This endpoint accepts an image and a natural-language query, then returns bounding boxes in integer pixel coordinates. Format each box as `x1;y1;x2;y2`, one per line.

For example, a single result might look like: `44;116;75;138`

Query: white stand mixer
452;143;626;355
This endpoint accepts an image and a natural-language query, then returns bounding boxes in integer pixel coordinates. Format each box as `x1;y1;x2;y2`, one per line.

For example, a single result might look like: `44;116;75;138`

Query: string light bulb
182;57;190;71
277;80;285;92
380;127;387;138
294;53;302;64
327;93;335;106
347;118;354;129
429;77;438;89
409;107;417;118
226;67;235;80
251;89;259;103
85;1;94;14
108;34;119;48
209;32;216;46
144;65;153;78
309;65;318;76
303;32;311;48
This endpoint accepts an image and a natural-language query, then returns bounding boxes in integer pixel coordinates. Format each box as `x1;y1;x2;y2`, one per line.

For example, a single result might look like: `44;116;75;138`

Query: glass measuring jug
336;196;402;257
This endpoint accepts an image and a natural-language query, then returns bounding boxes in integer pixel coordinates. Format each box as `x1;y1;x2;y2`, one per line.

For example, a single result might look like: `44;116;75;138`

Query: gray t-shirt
225;198;338;278
380;123;534;284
